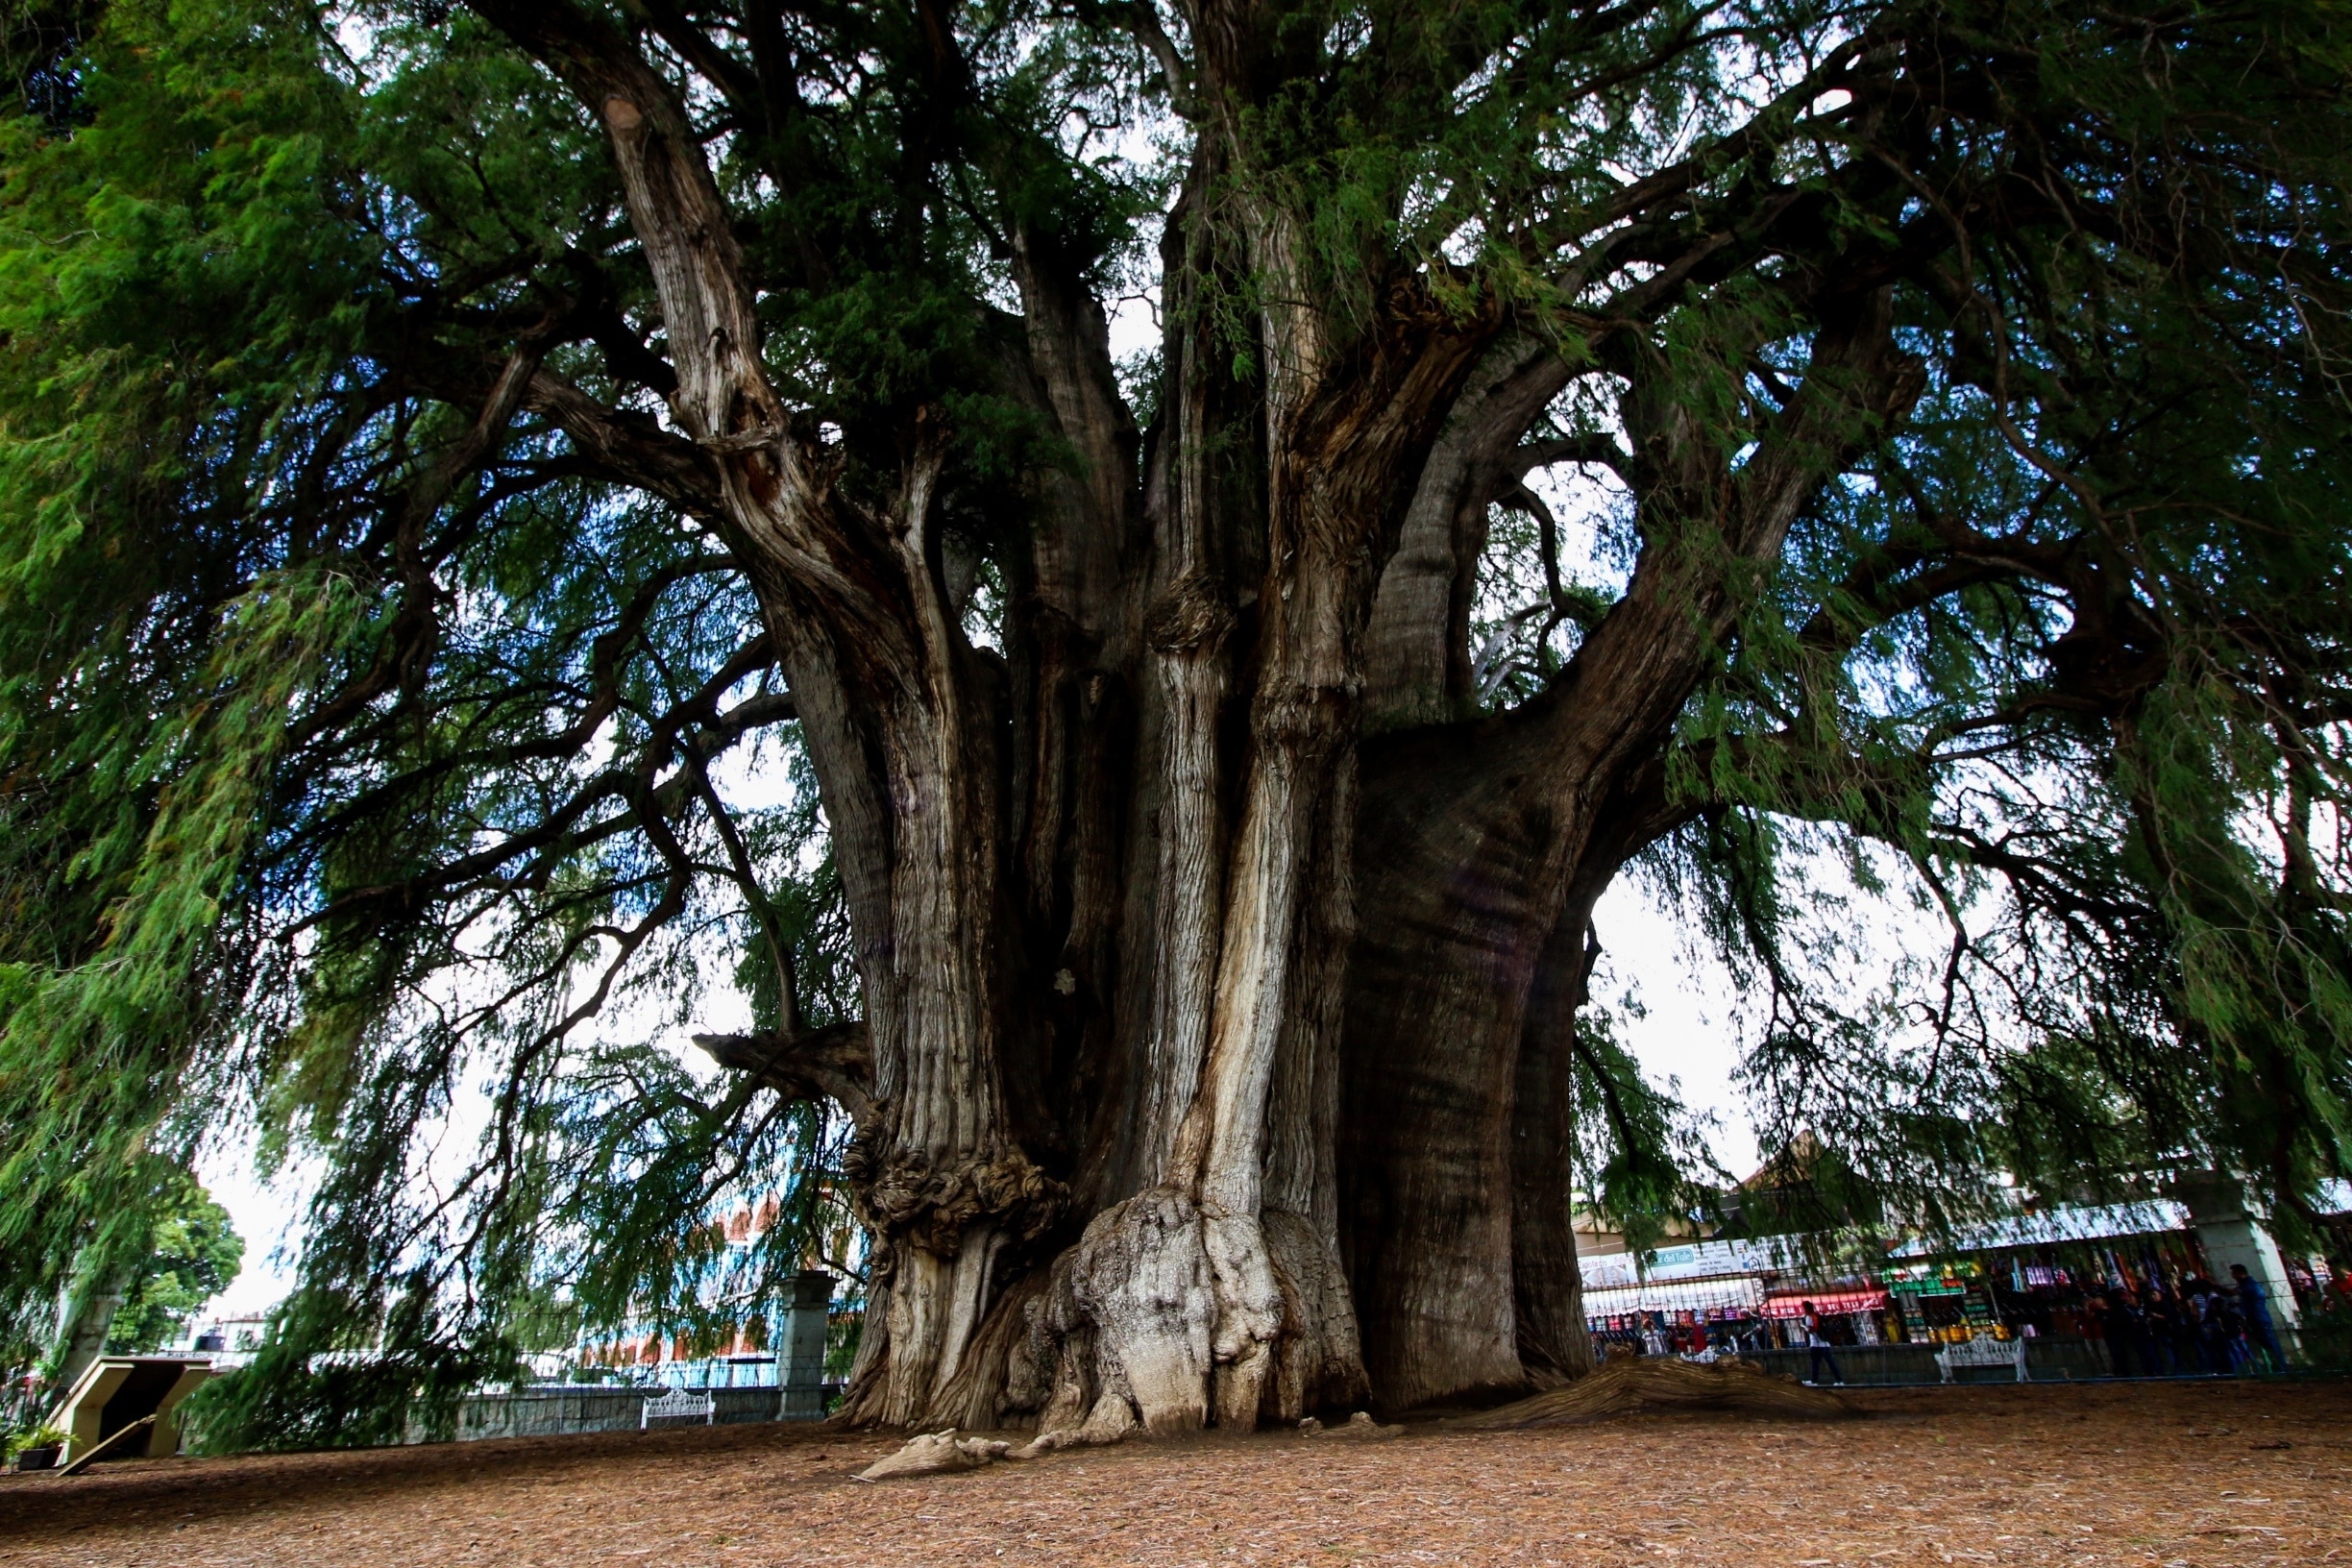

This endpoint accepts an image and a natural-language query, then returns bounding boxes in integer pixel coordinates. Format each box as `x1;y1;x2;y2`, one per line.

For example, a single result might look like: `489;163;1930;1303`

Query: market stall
1582;1274;1770;1360
1760;1286;1895;1346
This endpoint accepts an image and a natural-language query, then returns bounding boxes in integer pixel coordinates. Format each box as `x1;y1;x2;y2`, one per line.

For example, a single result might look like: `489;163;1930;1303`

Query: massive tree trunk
472;0;1936;1433
1340;288;1924;1407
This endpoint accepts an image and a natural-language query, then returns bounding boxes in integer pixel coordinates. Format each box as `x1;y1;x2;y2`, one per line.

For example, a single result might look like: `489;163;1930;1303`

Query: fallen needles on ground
851;1367;1840;1480
1453;1356;1855;1428
854;1404;1409;1482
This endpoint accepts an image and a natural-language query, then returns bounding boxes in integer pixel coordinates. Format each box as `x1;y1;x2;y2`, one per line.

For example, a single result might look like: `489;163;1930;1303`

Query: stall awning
1580;1275;1765;1318
1760;1288;1887;1319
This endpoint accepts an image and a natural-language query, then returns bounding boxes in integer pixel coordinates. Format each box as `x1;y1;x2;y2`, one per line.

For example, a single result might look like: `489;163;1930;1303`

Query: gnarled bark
466;0;1951;1435
1341;285;1925;1409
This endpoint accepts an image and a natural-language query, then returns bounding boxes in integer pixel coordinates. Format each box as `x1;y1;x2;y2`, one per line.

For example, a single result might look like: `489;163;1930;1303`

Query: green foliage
1569;996;1725;1258
105;1172;243;1354
3;0;103;127
0;0;852;1412
185;1269;525;1451
543;1049;846;1351
3;1421;64;1458
2300;1299;2352;1374
0;0;2343;1442
1632;0;2352;1235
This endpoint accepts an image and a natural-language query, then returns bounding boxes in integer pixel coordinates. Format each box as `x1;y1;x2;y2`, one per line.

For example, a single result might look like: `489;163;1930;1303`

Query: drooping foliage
0;0;2341;1434
32;1159;241;1413
0;0;853;1422
1638;17;2352;1231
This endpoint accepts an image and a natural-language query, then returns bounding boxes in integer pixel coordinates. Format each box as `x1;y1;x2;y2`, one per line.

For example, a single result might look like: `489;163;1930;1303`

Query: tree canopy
105;1172;245;1355
0;0;2346;1437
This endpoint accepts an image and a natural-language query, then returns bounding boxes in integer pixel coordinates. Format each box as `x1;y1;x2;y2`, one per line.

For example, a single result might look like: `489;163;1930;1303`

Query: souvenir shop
1582;1273;1772;1359
1579;1200;2242;1362
1883;1202;2220;1345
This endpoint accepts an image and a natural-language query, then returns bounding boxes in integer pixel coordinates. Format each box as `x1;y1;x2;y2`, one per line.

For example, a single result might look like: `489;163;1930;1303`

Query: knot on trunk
843;1139;1066;1254
1142;574;1235;653
1249;682;1360;750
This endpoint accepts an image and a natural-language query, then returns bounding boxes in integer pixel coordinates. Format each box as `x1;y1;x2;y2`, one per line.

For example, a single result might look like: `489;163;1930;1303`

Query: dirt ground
1;1379;2345;1566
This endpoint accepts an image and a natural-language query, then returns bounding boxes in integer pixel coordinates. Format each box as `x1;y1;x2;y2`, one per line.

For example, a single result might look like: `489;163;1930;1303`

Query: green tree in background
105;1179;244;1355
42;1164;240;1408
0;0;2345;1448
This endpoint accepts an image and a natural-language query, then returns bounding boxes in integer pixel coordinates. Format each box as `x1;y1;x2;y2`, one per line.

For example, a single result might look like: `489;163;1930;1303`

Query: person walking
2232;1264;2289;1372
1801;1301;1846;1386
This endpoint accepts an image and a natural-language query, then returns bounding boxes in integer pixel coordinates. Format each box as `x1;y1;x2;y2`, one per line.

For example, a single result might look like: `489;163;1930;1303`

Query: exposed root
854;1358;1834;1479
968;1196;1375;1441
1017;1389;1139;1457
1299;1410;1401;1439
1203;1211;1282;1427
1068;1188;1214;1432
853;1431;1016;1482
1078;1389;1139;1445
1453;1355;1855;1428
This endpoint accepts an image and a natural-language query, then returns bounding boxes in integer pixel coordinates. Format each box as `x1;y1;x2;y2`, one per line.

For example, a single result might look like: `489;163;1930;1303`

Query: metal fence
1744;1337;2117;1386
413;1382;841;1444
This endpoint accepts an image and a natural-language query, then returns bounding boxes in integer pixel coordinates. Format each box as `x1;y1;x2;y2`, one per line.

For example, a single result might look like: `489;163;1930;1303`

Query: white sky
1590;879;1764;1177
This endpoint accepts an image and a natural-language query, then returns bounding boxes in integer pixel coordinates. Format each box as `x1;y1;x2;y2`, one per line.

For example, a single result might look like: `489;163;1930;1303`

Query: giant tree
2;0;2347;1442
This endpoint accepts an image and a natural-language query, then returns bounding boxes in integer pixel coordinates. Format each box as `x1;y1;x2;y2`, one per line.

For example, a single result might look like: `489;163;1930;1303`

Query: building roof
1886;1199;2192;1257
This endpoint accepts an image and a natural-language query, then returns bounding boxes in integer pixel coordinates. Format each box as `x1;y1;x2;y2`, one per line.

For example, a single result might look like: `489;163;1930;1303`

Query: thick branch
694;1020;876;1124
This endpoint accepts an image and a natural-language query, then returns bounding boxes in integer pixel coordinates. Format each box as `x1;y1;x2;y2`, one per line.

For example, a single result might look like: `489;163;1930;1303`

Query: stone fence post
781;1271;834;1418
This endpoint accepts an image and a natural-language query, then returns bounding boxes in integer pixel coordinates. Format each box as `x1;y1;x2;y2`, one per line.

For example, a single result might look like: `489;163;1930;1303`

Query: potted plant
7;1426;66;1473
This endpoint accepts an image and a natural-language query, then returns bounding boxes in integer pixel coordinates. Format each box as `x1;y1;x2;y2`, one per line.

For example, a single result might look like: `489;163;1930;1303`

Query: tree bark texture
471;0;1939;1431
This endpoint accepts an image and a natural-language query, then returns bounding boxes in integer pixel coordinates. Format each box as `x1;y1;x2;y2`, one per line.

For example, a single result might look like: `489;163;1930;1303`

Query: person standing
2169;1282;2205;1374
2117;1287;2154;1372
2214;1277;2252;1373
2188;1279;2227;1374
2232;1264;2288;1372
1801;1301;1846;1386
2079;1287;2108;1369
2142;1286;2180;1375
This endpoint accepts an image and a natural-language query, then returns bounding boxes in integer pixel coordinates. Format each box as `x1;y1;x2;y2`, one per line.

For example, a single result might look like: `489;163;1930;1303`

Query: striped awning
1581;1275;1766;1318
1760;1287;1888;1319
